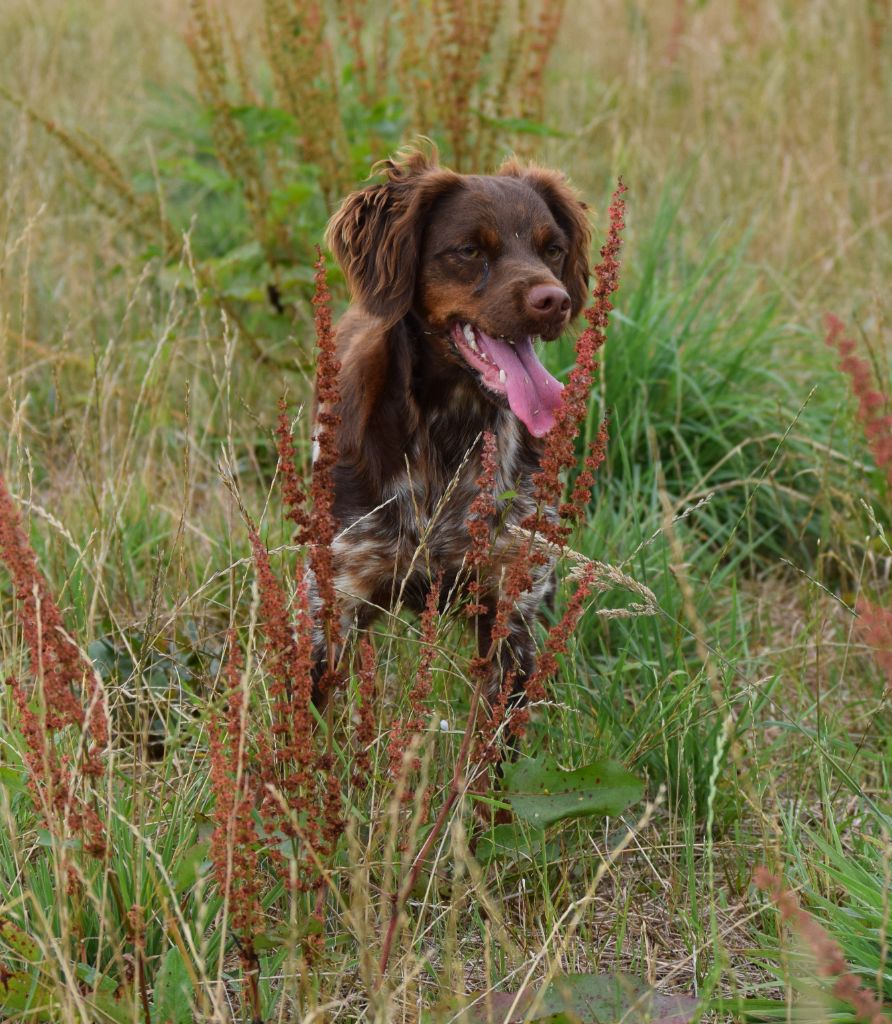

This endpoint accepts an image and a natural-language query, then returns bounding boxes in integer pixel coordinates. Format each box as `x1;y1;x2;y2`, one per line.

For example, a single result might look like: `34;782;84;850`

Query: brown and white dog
313;148;591;701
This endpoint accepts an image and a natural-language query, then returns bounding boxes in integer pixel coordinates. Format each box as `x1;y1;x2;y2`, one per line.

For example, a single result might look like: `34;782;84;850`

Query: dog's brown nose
527;284;571;321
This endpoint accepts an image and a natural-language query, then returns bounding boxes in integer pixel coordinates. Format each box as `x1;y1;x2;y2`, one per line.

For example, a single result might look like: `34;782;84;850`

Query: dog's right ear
326;150;460;327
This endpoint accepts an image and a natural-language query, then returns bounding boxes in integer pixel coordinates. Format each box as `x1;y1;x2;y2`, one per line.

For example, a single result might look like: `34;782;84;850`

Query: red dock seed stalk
519;0;567;124
482;186;624;730
0;475;107;856
465;431;498;618
483;561;601;748
350;638;378;782
483;551;539;735
855;596;892;693
825;313;892;487
565;414;610;525
477;665;519;760
248;527;312;714
248;529;322;881
523;560;601;706
279;573;317;779
753;867;887;1024
825;314;892;692
275;397;309;536
525;179;626;546
309;248;344;700
0;476;96;731
351;635;378;786
249;262;352;888
9;682;107;857
477;539;543;744
209;634;262;940
464;430;513;708
388;577;441;782
318;752;343;858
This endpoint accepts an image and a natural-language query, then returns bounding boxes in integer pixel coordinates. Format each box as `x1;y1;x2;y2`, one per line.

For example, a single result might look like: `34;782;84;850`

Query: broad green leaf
0;965;125;1023
74;962;118;993
253;916;322;952
0;971;57;1020
426;972;698;1022
0;766;28;795
152;946;194;1024
172;841;211;895
35;829;80;851
0;918;40;961
500;758;643;828
474;822;547;863
84;990;134;1024
536;974;697;1023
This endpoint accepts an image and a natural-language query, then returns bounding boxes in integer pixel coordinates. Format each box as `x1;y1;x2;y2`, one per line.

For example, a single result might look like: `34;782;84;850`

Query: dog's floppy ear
326;149;461;326
498;158;591;318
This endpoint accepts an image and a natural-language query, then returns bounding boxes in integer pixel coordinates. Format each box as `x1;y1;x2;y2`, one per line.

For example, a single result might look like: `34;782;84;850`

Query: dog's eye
546;243;565;260
456;244;482;259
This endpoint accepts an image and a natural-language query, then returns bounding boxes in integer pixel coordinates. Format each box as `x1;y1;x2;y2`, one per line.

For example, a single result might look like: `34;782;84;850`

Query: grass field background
0;1;890;1022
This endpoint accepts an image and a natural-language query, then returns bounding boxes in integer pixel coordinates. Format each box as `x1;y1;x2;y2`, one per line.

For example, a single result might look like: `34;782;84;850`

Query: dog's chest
331;409;541;614
392;409;531;564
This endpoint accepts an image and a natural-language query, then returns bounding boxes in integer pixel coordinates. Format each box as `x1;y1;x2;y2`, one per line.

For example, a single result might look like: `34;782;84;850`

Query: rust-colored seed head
309;249;344;700
824;314;892;693
276;398;309;535
465;431;498;617
526;179;626;545
0;474;108;855
351;636;378;785
825;313;892;487
388;577;442;782
753;866;886;1023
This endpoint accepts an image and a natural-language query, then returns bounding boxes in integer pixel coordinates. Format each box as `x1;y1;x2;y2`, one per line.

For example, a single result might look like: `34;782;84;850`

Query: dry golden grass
550;1;892;320
4;0;891;334
1;3;890;1022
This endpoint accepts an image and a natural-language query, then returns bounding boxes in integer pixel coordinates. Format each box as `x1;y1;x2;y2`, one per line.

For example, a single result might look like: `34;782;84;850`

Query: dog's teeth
469;337;479;352
498;369;506;383
462;323;475;344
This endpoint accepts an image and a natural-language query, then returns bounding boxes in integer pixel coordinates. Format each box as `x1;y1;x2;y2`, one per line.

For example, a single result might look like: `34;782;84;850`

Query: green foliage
0;970;59;1022
2;0;571;355
429;973;699;1023
2;2;892;1020
552;181;835;567
0;918;40;963
88;630;216;756
500;756;644;828
736;809;892;1022
151;947;194;1024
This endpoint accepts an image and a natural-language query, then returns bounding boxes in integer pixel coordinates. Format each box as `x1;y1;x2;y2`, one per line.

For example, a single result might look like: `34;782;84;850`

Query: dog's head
326;147;591;437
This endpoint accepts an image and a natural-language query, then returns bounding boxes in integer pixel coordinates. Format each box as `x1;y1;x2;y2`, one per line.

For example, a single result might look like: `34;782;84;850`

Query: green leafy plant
501;756;644;829
428;973;698;1023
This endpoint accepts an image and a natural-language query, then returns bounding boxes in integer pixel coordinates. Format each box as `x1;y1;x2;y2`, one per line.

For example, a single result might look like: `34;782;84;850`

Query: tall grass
1;1;891;1022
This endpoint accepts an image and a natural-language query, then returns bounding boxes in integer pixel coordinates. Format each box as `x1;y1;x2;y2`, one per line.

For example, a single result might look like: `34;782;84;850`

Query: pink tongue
476;332;564;437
